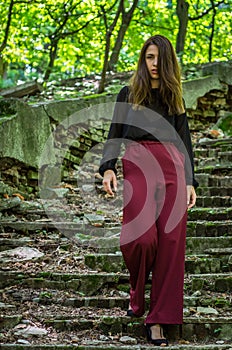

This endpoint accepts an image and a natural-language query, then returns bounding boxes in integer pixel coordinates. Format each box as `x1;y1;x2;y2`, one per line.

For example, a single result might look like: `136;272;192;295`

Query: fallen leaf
12;193;24;200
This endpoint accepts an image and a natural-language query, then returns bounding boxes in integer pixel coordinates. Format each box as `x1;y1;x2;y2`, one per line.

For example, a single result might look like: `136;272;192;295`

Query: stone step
0;271;231;293
0;221;232;260
1;345;231;350
2;288;230;310
0;207;231;235
196;187;232;197
0;243;231;277
2;282;231;344
1;220;231;254
194;150;232;159
5;193;232;212
1;312;232;342
195;172;232;189
187;207;232;221
196;196;231;207
185;255;231;273
206;248;232;255
0;236;72;252
195;165;232;175
0;220;120;239
189;273;232;293
42;315;232;341
195;137;232;149
208;176;232;187
186;221;232;237
1;235;232;256
194;148;232;159
186;236;232;253
195;173;232;187
78;222;232;253
195;152;232;167
83;253;231;274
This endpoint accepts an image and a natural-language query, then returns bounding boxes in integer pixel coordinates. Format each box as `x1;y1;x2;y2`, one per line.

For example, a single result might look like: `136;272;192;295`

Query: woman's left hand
187;185;196;209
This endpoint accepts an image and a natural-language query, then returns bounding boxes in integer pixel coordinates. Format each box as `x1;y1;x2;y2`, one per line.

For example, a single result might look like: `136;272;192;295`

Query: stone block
203;110;216;118
66;279;81;290
218;323;232;340
27;170;38;180
195;173;209;187
192;278;204;291
0;315;22;330
202;61;232;85
183;75;223;109
85;253;125;273
78;275;107;296
0;103;55;168
215;277;232;292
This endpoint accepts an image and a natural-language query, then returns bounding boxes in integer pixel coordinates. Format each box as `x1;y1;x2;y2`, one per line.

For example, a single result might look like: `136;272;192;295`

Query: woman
99;34;198;347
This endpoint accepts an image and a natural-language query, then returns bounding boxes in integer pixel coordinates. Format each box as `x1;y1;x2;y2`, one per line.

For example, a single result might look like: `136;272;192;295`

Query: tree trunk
98;1;123;93
98;32;111;93
108;0;139;72
0;0;14;53
176;0;189;63
44;40;59;82
0;0;14;79
208;0;216;62
0;57;8;80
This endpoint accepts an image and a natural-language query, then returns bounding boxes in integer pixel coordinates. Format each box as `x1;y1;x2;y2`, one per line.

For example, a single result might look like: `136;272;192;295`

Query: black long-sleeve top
99;86;198;188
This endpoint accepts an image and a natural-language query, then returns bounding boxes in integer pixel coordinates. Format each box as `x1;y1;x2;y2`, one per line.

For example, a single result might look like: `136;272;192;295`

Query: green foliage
0;0;231;85
185;0;231;64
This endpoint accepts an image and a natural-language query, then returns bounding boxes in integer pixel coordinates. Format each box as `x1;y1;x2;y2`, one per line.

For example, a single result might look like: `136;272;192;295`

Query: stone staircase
0;138;232;350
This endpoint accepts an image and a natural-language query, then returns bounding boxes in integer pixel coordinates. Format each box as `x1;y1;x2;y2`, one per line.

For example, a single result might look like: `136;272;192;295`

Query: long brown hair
129;35;184;115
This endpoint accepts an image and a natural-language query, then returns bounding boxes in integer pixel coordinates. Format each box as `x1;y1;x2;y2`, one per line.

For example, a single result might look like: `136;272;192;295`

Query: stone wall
0;62;231;198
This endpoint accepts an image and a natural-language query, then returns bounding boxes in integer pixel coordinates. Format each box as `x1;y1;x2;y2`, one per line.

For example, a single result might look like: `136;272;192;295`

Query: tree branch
100;4;108;30
60;13;100;38
208;0;217;61
47;1;84;39
132;19;173;31
189;0;225;20
98;0;123;92
0;0;14;53
13;0;40;3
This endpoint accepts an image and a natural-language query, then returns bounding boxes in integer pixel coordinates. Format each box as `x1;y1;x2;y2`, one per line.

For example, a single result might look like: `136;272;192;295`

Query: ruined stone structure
0;62;232;348
0;61;231;198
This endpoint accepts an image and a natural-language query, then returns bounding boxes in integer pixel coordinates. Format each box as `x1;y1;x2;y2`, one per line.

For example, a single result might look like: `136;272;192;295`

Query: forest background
0;0;231;95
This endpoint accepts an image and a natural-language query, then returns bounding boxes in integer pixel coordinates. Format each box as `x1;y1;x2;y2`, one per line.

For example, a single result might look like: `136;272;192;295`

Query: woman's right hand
102;169;117;196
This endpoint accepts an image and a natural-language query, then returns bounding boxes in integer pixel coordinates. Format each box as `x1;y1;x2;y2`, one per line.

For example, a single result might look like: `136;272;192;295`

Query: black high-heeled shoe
145;324;168;346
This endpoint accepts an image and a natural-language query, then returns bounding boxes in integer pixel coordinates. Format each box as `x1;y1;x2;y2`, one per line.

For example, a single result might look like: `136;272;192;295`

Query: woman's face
145;44;159;86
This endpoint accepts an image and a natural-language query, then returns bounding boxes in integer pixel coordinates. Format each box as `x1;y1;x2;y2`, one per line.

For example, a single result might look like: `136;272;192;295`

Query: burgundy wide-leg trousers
120;141;187;325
